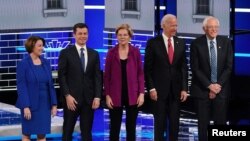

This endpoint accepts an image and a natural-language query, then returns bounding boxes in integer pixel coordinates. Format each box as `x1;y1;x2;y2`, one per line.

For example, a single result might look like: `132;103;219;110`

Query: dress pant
196;96;228;141
153;94;180;141
62;101;94;141
109;105;138;141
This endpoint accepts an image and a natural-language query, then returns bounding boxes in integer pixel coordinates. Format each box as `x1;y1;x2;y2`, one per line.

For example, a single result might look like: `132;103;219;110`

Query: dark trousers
109;105;138;141
62;102;94;141
196;96;228;141
153;96;180;141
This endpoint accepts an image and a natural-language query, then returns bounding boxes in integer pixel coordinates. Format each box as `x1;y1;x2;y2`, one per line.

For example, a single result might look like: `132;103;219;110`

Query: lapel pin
219;46;221;49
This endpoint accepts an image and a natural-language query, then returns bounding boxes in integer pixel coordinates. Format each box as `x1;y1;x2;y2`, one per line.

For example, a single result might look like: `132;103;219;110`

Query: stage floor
0;102;199;141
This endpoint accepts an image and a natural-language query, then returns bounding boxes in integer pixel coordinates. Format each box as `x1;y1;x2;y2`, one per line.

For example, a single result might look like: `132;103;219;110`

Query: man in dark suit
190;16;233;141
144;14;188;141
58;23;102;141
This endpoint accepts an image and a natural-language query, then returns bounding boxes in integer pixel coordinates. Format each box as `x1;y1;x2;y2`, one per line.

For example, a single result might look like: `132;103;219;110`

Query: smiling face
162;17;177;38
32;39;44;57
74;27;88;46
203;18;219;40
117;28;131;46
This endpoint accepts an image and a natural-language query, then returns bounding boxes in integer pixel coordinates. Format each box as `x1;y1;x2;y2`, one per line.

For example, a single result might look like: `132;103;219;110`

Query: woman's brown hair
25;36;45;54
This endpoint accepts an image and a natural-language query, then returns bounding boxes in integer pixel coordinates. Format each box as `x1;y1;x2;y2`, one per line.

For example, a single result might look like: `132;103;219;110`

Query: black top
121;59;128;106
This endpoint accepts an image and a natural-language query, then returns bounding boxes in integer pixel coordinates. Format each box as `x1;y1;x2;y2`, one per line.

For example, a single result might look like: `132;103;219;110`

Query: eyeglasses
117;34;129;37
206;26;219;30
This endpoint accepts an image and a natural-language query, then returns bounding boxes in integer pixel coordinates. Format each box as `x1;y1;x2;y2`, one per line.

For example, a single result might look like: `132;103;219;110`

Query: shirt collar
162;33;173;41
206;36;217;45
75;43;87;51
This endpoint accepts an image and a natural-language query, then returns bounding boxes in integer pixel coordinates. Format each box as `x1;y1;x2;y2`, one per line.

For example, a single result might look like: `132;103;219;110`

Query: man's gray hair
202;16;220;28
161;14;176;28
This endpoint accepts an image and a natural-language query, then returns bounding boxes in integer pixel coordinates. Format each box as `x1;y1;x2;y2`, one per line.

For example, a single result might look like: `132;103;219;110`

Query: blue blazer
16;55;57;111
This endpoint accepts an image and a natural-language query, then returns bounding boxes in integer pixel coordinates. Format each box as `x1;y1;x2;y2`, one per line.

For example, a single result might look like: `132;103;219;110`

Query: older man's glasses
206;26;219;30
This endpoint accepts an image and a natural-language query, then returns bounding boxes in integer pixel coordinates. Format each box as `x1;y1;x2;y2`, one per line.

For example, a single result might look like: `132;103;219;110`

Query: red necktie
168;38;174;64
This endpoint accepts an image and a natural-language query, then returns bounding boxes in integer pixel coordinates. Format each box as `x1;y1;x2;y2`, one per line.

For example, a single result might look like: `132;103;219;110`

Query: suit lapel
70;46;84;72
158;36;170;63
27;56;38;82
86;48;92;72
201;36;210;67
40;58;51;80
27;56;51;83
172;36;180;65
216;37;223;69
113;46;121;64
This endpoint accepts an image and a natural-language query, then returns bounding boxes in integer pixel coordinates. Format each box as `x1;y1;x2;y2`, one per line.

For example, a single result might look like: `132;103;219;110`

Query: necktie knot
210;40;214;48
168;38;171;47
80;47;84;53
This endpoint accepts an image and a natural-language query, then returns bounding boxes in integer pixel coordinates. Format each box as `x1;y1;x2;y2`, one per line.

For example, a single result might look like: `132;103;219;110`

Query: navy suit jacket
58;45;102;105
16;55;57;111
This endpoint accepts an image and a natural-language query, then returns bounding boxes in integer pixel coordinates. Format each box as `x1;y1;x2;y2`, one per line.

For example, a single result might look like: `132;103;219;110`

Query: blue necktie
210;41;217;83
80;48;85;72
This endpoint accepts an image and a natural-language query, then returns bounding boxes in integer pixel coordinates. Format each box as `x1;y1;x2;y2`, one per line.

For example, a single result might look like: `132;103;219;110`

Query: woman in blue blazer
16;36;57;141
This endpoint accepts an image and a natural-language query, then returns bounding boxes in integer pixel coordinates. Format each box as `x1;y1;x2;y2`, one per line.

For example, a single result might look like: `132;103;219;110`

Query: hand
51;105;57;117
24;107;31;120
214;83;222;94
65;94;78;111
208;84;221;94
180;91;188;102
92;98;100;109
137;93;144;107
106;95;113;109
209;91;216;99
150;90;157;101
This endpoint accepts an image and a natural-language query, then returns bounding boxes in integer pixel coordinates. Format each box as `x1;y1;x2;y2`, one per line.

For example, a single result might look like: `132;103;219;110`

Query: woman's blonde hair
115;24;134;37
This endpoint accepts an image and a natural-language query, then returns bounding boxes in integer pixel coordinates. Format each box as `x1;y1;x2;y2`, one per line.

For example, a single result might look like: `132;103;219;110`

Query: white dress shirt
75;43;88;72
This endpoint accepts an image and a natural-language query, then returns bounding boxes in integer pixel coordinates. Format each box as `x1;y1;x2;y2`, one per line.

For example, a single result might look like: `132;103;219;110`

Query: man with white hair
144;14;188;141
190;16;233;141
